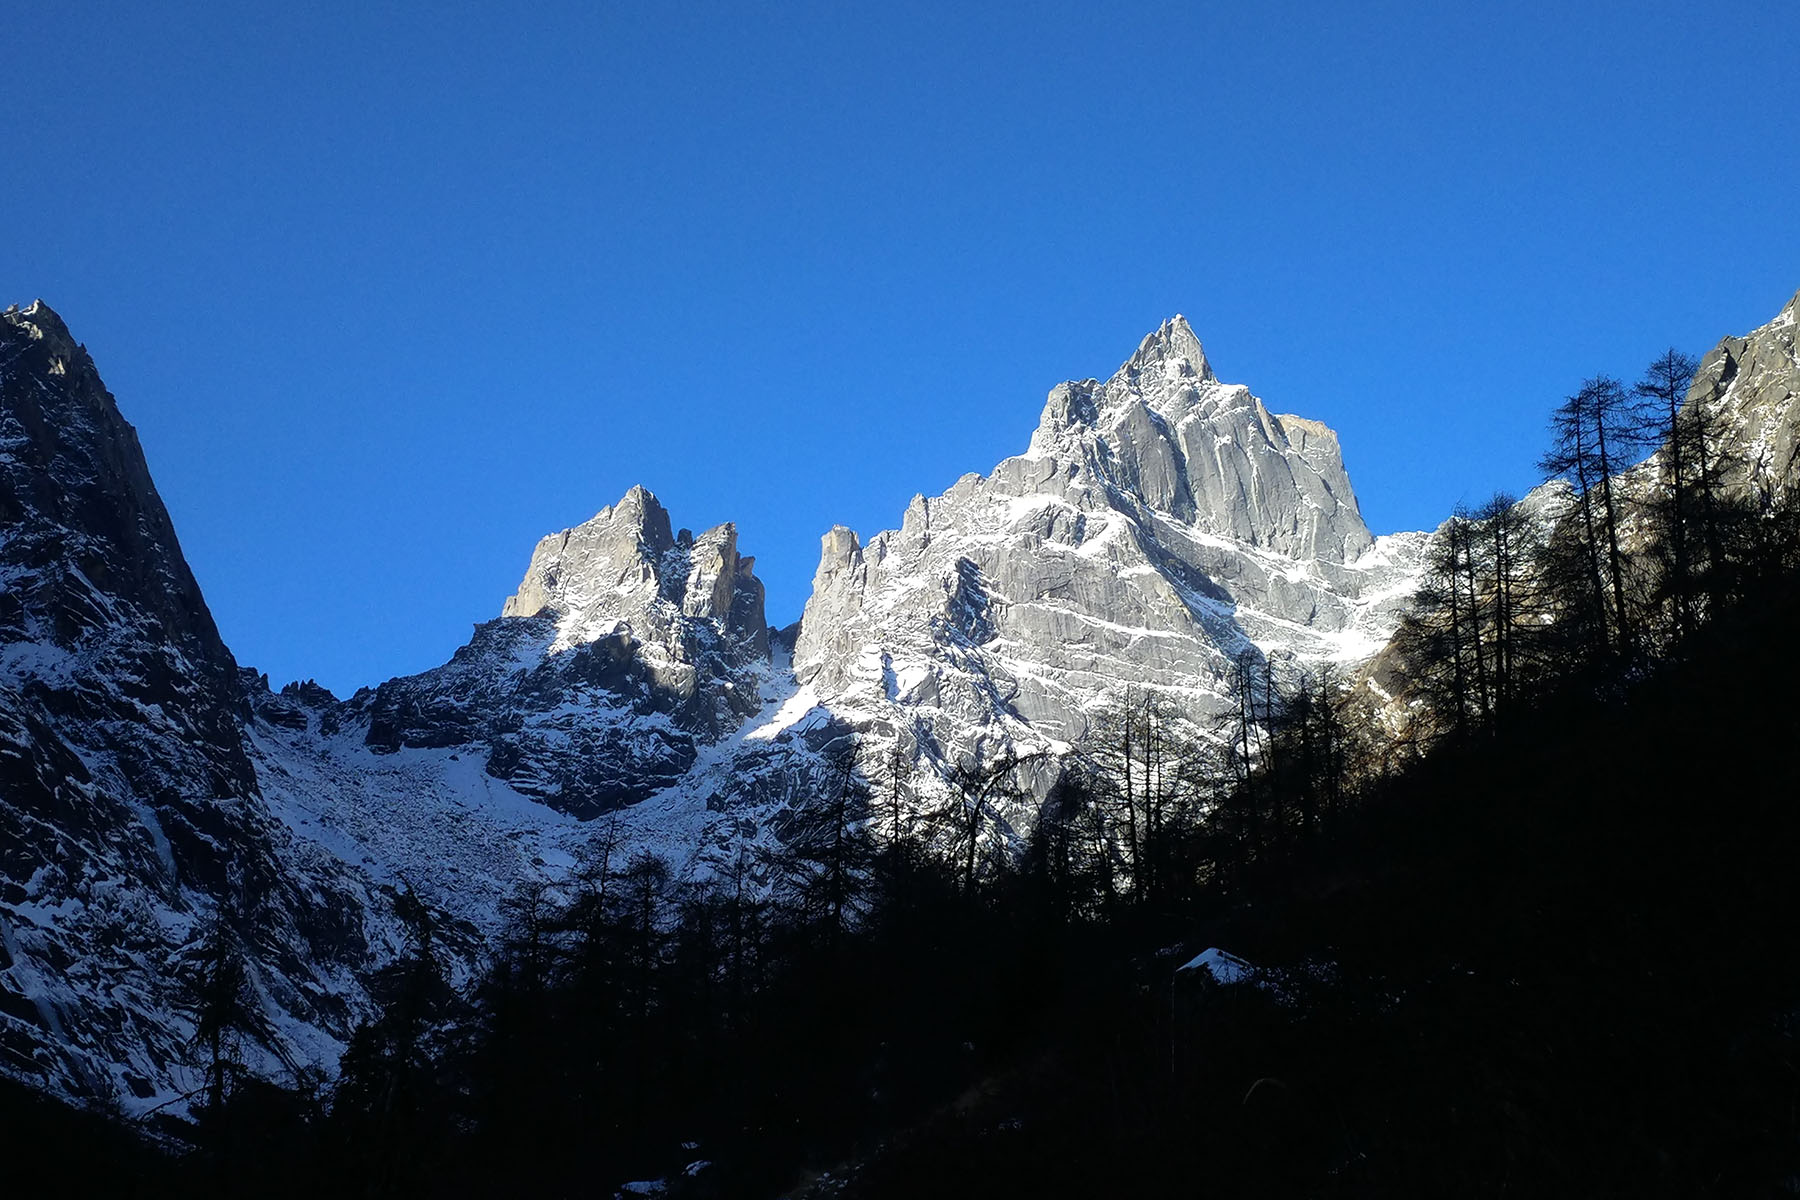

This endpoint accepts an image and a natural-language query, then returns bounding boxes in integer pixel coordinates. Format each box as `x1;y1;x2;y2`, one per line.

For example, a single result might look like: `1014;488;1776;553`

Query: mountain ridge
0;300;396;1113
3;288;1796;1116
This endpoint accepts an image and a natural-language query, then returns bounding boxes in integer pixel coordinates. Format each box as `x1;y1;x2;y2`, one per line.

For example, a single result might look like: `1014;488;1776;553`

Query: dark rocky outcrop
0;303;384;1111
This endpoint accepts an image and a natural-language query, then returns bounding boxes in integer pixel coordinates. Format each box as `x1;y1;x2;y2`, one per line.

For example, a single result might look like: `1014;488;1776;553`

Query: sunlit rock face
789;315;1426;810
1687;288;1800;495
1034;315;1374;563
350;486;773;817
502;485;769;659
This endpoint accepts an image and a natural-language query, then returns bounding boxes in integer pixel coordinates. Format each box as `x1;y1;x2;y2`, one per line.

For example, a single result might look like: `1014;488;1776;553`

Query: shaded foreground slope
22;552;1800;1199
799;576;1800;1199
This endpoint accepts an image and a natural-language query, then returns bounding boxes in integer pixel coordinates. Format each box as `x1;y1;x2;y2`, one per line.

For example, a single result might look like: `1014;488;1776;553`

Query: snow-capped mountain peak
502;484;766;658
793;316;1425;819
1125;313;1217;385
13;288;1796;1117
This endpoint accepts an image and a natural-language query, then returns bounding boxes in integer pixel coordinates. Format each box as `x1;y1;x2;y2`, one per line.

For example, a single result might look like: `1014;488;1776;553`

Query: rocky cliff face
350;487;771;817
0;303;388;1112
789;316;1424;810
1688;288;1800;492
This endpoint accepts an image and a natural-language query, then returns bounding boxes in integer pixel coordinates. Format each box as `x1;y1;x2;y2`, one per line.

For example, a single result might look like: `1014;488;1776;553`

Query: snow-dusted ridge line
7;288;1795;1116
239;312;1434;977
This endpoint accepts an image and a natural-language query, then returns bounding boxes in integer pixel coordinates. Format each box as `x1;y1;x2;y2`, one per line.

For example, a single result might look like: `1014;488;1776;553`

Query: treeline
134;673;1390;1196
166;764;1146;1197
1400;351;1800;740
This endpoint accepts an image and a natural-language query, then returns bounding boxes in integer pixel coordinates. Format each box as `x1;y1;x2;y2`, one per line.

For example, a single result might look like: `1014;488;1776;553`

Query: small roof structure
1175;946;1255;985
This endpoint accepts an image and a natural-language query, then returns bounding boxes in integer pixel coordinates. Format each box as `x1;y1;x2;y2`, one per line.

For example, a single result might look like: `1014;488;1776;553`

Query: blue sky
5;1;1797;695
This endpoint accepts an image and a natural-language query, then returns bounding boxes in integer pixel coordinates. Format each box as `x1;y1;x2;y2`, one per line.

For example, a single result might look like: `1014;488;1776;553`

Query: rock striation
350;487;772;816
790;316;1425;809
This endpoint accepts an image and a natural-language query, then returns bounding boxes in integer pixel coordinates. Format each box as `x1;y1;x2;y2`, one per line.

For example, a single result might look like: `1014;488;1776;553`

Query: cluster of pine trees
1400;351;1800;740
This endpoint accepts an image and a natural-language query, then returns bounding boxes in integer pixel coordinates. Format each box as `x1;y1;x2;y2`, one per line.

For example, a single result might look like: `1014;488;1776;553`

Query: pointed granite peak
1024;311;1372;561
812;524;864;592
608;482;668;522
592;484;676;554
501;485;766;657
1122;314;1215;384
503;485;673;622
5;299;82;360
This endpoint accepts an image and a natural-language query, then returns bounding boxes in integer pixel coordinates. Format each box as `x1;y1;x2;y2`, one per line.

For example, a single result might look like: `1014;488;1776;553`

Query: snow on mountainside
237;487;859;935
12;291;1792;1116
244;316;1437;916
0;303;397;1114
0;302;1433;1110
224;317;1435;1008
786;315;1428;814
356;486;771;818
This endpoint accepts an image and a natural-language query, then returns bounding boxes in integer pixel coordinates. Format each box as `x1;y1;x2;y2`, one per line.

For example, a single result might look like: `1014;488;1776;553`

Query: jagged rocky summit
791;315;1426;802
354;485;770;816
249;316;1437;896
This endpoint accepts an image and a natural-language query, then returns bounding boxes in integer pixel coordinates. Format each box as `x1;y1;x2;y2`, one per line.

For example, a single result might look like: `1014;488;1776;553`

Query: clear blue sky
5;1;1797;696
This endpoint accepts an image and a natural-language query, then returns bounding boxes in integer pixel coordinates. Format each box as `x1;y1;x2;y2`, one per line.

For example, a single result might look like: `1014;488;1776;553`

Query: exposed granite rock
789;315;1424;811
343;488;772;816
1027;316;1375;563
1686;288;1800;492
